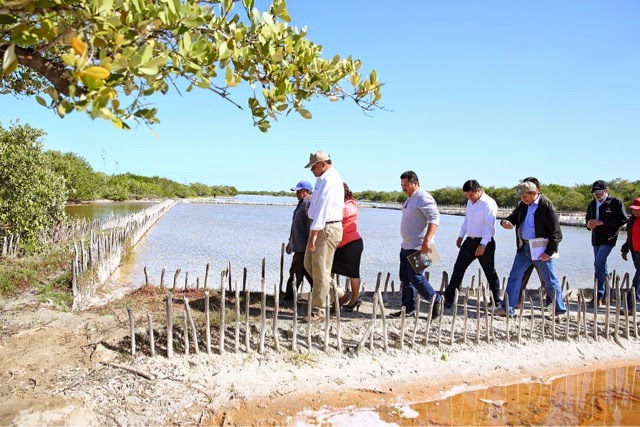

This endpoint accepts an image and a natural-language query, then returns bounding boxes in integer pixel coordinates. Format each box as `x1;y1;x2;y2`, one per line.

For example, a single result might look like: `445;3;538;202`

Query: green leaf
0;15;18;25
11;24;39;45
35;96;47;107
242;0;254;12
297;108;312;119
182;32;192;53
2;44;18;74
219;43;232;60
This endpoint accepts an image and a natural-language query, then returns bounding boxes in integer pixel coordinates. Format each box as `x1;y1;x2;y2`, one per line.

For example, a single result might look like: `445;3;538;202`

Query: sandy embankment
1;289;639;426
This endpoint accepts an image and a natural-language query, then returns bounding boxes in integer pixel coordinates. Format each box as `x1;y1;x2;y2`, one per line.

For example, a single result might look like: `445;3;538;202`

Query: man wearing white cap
303;151;344;319
283;180;313;302
495;179;566;317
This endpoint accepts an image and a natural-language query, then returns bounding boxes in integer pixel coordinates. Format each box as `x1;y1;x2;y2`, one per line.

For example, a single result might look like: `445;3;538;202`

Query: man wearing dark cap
303;151;344;319
283;180;313;302
621;198;640;310
586;180;628;307
495;180;566;317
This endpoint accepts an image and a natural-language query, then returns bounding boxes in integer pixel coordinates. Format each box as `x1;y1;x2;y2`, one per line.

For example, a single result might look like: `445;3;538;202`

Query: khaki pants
304;222;343;316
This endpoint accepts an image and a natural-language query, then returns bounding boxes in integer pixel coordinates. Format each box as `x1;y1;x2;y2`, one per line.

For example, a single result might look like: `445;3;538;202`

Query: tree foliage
102;172;237;200
354;180;640;212
45;150;102;201
0;123;67;243
0;0;382;132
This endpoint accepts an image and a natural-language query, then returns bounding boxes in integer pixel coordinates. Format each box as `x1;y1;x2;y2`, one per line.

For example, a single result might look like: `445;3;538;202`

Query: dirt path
2;290;640;426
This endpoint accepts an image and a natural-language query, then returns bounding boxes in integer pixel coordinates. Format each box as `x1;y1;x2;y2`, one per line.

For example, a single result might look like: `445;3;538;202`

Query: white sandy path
2;292;640;426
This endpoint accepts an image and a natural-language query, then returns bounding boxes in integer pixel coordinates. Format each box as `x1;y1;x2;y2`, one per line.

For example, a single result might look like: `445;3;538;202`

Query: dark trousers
284;251;313;299
399;248;440;312
444;237;501;304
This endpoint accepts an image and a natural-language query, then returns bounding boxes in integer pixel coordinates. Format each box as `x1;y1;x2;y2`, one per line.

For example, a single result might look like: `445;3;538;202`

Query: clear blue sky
1;1;638;192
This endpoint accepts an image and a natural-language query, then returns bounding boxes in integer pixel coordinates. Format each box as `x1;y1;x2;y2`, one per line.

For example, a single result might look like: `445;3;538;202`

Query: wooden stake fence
122;268;640;360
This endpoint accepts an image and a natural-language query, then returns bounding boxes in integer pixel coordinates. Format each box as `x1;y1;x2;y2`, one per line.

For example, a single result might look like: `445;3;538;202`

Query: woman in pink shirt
333;183;364;311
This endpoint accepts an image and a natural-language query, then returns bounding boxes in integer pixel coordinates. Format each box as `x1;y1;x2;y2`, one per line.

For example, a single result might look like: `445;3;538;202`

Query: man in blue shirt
283;180;313;302
495;180;566;317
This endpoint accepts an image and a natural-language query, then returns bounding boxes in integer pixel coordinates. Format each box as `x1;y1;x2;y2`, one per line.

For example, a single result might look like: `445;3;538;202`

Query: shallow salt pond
297;365;640;426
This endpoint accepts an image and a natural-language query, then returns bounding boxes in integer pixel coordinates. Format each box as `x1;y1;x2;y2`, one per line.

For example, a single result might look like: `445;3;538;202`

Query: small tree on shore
0;123;67;244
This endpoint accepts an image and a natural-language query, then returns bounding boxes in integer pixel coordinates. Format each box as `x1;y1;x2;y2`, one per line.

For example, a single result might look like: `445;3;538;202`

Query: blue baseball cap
291;180;313;191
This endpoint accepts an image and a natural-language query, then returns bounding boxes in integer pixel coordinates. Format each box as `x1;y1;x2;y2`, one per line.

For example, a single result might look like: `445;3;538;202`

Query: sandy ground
1;288;640;426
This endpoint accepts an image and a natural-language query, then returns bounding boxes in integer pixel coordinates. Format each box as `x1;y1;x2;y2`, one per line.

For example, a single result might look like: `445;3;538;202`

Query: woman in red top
333;183;364;311
621;197;640;310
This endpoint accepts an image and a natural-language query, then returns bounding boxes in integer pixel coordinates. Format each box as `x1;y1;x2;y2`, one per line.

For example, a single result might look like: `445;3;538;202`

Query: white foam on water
295;407;399;426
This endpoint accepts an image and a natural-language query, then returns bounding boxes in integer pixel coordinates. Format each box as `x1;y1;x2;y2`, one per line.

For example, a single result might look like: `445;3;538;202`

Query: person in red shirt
332;183;364;311
621;197;640;310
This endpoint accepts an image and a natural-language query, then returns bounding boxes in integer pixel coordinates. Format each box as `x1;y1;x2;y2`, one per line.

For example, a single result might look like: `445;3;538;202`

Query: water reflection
66;202;155;220
115;199;633;292
374;366;640;426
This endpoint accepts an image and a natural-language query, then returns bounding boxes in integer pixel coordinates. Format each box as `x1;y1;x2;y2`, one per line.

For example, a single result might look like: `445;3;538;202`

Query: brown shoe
301;314;324;323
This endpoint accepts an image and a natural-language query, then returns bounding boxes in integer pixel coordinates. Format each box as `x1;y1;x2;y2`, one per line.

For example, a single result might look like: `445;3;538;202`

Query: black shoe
444;301;453;310
342;299;362;312
432;300;442;318
491;292;502;306
588;298;603;308
390;309;415;319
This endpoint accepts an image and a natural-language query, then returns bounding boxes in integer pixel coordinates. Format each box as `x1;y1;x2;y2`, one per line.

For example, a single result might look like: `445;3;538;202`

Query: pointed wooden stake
128;307;135;356
184;297;199;354
147;313;155;357
205;291;211;354
166;292;173;358
399;307;407;350
235;282;241;353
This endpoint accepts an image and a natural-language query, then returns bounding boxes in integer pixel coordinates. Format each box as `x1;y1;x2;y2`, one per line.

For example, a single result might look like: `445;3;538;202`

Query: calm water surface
304;366;640;426
114;195;633;292
66;202;155;220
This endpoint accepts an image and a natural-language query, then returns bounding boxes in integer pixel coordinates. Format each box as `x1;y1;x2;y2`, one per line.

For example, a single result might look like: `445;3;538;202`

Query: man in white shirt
444;180;501;308
303;151;344;319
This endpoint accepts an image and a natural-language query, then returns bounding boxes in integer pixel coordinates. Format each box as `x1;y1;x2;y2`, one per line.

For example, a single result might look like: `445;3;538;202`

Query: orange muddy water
375;365;640;426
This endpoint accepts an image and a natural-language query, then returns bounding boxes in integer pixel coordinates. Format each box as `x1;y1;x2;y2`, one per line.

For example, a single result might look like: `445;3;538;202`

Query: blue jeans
593;244;614;299
631;251;640;306
502;244;566;315
399;248;441;312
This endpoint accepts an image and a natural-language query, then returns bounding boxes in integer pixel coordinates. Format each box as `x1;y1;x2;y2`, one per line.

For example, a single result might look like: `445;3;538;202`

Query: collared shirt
521;196;539;240
459;191;497;246
400;187;440;250
308;166;344;231
288;195;311;252
595;194;607;220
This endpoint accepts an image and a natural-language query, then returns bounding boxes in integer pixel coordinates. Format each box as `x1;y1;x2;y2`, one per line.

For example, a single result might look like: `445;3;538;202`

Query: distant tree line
1;122;236;245
44;151;238;202
428;181;640;212
249;181;640;212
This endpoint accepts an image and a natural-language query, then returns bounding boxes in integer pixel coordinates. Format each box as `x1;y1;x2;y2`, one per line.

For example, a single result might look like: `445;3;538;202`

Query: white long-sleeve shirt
458;191;498;246
308;166;344;230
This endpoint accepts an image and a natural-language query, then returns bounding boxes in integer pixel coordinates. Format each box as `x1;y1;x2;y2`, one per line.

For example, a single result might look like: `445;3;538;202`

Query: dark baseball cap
591;180;608;193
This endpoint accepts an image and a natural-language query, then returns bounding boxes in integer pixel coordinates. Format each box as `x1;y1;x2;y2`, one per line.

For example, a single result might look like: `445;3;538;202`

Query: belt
325;220;341;224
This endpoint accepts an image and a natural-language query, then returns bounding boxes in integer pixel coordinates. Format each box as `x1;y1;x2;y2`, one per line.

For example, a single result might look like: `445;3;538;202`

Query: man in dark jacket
621;197;640;310
586;180;628;306
495;180;566;317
